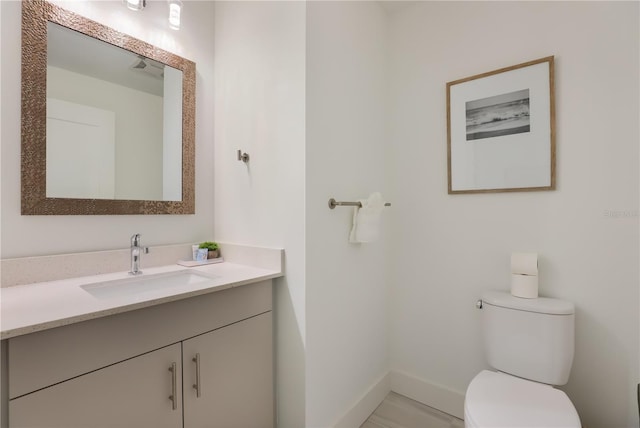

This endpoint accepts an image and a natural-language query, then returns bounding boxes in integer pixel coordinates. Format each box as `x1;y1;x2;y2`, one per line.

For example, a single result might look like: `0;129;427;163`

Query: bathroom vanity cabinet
5;280;273;428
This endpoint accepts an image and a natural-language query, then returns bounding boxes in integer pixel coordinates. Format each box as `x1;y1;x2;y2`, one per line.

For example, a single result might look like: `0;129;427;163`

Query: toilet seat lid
465;371;581;428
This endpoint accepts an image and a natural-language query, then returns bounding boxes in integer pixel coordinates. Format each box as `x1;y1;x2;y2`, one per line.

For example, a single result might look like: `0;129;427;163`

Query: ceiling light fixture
124;0;145;11
168;0;183;30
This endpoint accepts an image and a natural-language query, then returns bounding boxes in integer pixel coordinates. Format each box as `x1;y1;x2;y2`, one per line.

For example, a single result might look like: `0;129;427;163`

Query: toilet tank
481;290;575;386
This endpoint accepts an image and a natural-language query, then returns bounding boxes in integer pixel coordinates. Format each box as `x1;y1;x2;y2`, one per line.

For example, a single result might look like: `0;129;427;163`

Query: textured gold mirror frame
21;0;196;215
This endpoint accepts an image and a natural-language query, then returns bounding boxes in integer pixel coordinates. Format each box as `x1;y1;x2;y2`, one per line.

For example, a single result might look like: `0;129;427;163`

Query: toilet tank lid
482;291;574;315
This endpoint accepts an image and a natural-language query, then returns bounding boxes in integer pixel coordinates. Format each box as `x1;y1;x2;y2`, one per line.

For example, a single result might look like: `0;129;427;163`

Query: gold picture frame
447;56;555;194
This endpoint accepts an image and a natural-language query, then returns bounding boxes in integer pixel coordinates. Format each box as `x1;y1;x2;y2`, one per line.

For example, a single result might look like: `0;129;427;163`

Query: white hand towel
349;192;385;243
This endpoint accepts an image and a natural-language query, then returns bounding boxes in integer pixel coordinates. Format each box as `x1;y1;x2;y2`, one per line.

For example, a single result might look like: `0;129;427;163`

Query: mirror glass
46;22;183;201
22;0;195;215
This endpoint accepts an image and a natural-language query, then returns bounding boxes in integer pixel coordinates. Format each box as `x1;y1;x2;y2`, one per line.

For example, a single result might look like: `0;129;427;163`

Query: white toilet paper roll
511;252;538;275
511;274;539;299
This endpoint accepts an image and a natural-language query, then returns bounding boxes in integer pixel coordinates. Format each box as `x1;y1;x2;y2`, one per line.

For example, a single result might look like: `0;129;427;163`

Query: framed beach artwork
447;56;555;194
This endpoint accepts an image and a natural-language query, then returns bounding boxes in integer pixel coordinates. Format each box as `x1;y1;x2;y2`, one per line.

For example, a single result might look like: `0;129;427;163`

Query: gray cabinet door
9;343;183;428
183;312;273;428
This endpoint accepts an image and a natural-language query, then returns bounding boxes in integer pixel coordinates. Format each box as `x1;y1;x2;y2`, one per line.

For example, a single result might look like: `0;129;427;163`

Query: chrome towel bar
328;198;391;210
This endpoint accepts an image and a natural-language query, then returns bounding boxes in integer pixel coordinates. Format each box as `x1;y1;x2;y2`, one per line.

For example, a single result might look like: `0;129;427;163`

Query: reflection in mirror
46;22;183;202
22;0;195;215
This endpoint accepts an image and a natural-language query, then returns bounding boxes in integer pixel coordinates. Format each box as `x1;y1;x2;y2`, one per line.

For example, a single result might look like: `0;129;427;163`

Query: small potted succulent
199;241;220;259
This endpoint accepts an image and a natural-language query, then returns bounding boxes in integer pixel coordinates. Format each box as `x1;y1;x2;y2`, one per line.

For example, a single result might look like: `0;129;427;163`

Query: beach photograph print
465;89;530;141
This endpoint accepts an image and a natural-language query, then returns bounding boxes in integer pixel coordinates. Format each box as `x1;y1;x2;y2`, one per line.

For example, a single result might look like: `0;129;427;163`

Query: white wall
388;2;639;428
211;2;306;427
47;66;164;200
163;66;183;201
213;4;392;427
305;2;390;426
1;0;215;258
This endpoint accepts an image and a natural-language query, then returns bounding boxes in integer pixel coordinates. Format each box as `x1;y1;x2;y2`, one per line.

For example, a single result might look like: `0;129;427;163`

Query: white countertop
0;261;282;340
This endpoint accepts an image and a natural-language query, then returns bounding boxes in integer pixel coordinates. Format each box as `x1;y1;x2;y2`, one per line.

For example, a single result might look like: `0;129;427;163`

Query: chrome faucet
129;233;149;275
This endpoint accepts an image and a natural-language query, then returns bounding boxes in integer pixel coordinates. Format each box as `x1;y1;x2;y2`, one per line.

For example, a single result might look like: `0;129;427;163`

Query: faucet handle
143;246;150;254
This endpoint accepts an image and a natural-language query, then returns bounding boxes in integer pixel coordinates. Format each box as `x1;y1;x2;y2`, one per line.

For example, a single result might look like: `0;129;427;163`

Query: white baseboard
390;370;465;420
333;372;391;428
330;370;466;426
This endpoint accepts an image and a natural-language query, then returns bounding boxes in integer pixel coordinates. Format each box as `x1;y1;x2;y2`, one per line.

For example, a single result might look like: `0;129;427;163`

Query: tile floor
361;392;465;428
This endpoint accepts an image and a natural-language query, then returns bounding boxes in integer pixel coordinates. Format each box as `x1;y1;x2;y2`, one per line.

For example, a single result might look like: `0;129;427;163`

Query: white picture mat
449;61;551;191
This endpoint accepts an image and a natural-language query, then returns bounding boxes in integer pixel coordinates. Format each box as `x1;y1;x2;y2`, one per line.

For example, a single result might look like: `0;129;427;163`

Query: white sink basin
81;270;218;300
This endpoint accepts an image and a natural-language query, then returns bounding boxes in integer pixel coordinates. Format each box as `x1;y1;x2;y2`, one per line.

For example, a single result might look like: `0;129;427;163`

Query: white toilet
464;290;581;428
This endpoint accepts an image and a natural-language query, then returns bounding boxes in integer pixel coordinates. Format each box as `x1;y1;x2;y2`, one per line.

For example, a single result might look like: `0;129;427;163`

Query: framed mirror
21;0;196;215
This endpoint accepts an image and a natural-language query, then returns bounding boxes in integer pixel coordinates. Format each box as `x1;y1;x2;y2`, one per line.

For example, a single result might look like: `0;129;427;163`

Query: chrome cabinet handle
192;353;201;398
168;362;177;410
